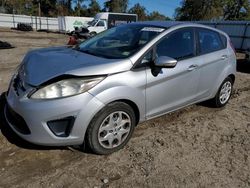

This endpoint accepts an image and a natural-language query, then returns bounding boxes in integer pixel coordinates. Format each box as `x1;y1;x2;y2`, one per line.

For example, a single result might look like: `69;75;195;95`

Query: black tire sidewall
90;32;97;37
86;102;136;155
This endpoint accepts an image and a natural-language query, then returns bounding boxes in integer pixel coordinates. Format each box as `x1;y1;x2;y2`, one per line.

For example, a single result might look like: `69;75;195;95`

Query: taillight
230;40;236;54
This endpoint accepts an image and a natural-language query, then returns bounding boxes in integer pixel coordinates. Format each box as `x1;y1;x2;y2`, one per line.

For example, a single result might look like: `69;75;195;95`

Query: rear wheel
211;77;233;107
0;92;6;116
85;102;136;155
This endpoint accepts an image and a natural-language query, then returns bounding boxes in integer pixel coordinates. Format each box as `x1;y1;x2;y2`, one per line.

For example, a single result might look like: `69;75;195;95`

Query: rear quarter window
220;34;227;48
198;28;224;55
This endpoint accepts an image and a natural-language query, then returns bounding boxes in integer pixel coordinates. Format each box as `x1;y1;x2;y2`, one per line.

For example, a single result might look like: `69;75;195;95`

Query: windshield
77;24;165;59
88;20;98;27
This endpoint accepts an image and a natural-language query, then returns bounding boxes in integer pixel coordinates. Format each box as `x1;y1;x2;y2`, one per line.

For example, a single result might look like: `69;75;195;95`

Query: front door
145;28;201;118
95;20;106;33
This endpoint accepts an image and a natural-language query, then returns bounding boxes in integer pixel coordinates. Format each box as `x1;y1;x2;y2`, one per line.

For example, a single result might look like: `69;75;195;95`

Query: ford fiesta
4;21;236;154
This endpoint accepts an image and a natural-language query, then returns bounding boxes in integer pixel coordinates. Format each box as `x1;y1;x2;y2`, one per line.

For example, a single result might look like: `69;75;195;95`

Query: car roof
130;21;213;29
129;21;227;36
131;21;186;28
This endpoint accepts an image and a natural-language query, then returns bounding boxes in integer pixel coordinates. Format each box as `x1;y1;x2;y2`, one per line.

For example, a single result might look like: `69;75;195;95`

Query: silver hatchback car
4;21;236;154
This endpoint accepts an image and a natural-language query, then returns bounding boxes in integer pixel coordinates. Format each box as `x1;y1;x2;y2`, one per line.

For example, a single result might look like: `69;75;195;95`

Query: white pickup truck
87;12;137;35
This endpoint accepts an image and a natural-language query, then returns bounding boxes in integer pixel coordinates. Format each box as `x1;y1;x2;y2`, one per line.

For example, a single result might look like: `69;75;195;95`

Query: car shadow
237;59;250;74
0;92;71;151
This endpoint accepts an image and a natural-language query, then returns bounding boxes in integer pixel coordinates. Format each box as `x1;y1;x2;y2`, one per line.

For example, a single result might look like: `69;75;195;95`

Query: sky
96;0;182;18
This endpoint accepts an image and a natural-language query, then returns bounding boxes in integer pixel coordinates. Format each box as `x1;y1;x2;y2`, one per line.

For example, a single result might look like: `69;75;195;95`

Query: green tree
175;0;250;21
73;4;87;16
57;0;73;15
87;0;100;16
73;0;85;16
104;0;128;12
128;3;147;21
4;0;33;14
3;0;76;16
223;0;250;20
0;0;6;6
147;11;171;21
32;0;57;16
175;0;212;21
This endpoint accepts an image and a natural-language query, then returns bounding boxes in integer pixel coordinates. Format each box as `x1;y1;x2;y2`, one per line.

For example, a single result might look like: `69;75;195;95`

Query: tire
0;92;6;129
17;23;32;31
89;32;97;37
211;77;233;108
0;92;6;108
85;102;136;155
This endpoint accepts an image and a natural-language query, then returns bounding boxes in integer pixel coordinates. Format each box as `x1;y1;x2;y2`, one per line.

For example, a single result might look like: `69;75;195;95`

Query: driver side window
97;21;105;27
156;28;195;60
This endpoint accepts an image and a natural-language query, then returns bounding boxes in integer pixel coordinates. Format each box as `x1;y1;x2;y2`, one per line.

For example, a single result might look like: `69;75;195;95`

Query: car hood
21;46;133;86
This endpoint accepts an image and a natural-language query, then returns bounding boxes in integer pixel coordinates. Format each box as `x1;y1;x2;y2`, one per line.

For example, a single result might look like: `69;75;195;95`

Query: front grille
5;104;31;135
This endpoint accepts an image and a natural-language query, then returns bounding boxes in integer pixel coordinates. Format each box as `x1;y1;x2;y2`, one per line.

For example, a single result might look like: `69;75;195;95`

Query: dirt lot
0;28;250;188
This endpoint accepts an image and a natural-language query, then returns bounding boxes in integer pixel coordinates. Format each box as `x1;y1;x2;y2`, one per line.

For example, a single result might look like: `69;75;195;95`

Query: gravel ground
0;28;249;188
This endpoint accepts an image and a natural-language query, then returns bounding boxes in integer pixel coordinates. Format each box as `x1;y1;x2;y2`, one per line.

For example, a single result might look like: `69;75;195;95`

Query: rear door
195;28;229;99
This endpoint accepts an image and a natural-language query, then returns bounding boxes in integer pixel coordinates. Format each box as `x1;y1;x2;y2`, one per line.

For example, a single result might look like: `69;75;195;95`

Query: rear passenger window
198;29;224;54
220;34;227;48
156;28;195;60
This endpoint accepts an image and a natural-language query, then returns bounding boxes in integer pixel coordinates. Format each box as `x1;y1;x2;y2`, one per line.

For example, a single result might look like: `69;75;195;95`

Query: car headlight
30;77;105;99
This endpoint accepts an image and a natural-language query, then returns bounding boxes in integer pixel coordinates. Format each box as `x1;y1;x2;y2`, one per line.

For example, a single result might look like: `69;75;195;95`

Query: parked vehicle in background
67;12;138;45
58;16;93;33
4;21;236;155
87;12;138;35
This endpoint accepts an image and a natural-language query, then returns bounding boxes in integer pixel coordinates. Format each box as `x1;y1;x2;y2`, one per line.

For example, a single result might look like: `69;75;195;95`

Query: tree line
0;0;249;20
0;0;170;21
175;0;250;21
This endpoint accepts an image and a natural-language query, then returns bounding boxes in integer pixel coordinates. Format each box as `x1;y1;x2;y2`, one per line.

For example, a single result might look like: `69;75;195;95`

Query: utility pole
38;1;41;17
77;0;79;16
38;0;41;30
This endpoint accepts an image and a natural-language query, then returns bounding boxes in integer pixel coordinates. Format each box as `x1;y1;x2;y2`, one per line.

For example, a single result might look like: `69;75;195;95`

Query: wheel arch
210;66;236;99
228;74;235;84
111;99;140;125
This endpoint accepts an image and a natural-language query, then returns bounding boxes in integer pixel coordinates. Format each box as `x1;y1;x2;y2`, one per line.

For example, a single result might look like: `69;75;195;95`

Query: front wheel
211;77;233;107
85;102;136;155
89;32;97;37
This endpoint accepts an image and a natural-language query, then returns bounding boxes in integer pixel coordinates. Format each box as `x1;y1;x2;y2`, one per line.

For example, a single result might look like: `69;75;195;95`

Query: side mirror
154;56;177;68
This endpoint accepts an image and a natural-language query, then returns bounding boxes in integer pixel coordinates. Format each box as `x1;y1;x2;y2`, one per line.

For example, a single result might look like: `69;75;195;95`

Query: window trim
97;20;105;27
133;27;197;69
154;27;197;61
195;27;227;56
220;33;228;49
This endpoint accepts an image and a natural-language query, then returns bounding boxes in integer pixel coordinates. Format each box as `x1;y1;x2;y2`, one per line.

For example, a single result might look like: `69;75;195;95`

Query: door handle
187;64;198;71
221;55;228;60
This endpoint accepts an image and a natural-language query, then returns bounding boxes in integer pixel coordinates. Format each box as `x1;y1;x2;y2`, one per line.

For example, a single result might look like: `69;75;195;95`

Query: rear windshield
77;24;165;59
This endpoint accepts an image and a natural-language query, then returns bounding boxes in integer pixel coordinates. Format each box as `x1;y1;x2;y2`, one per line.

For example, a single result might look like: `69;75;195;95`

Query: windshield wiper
76;48;95;55
76;48;111;58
